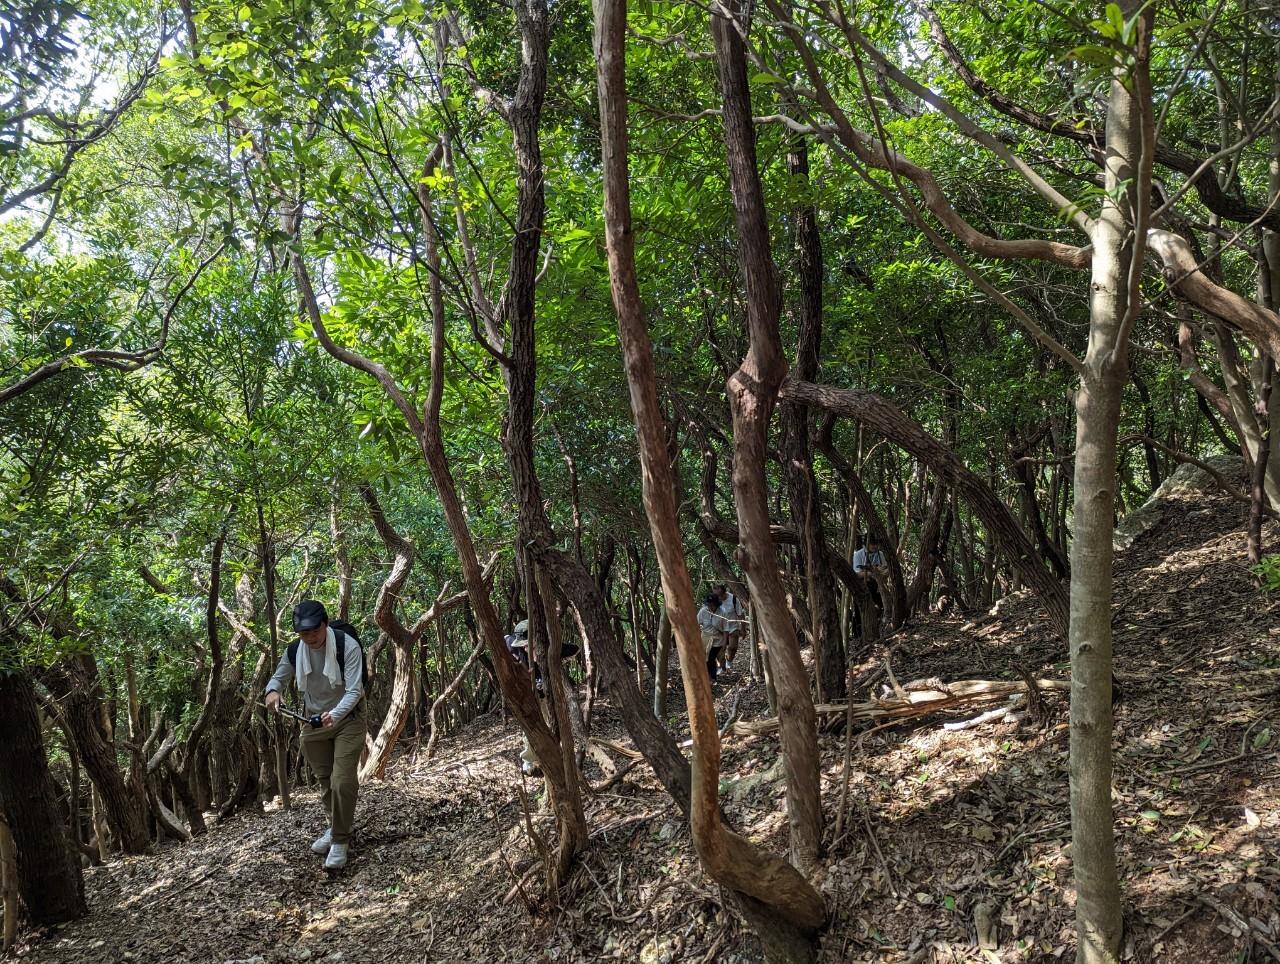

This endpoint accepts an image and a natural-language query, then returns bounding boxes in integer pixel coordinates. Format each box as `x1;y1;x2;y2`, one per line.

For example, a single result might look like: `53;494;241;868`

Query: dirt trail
16;475;1280;963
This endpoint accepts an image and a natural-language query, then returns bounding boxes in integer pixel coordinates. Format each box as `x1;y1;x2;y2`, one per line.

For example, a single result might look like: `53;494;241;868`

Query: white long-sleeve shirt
697;605;725;639
853;546;886;573
265;627;364;721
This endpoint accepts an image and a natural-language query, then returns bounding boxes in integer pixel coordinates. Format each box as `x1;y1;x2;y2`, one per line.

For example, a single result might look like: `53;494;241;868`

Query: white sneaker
324;842;348;870
311;828;333;855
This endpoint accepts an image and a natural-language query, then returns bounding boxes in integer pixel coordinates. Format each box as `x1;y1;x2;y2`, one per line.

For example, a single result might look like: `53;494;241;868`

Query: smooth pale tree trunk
593;2;824;958
0;669;86;925
712;0;824;875
1069;4;1154;958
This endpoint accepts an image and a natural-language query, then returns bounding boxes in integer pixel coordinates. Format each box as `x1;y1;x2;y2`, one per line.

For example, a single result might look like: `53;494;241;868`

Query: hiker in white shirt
265;600;365;870
715;584;746;674
696;593;726;681
852;534;888;631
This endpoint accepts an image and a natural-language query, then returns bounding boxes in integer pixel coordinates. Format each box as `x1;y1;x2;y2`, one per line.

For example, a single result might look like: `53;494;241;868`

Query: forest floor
16;468;1280;963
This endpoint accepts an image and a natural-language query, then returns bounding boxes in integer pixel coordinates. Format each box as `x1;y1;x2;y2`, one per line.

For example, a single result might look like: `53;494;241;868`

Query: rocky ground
14;465;1280;962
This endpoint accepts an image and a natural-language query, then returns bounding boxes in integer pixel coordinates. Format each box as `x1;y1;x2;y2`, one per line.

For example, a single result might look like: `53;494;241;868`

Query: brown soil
13;483;1280;963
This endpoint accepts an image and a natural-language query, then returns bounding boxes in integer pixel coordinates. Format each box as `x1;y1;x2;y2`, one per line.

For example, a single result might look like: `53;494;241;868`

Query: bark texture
713;0;824;875
0;669;86;925
594;1;824;955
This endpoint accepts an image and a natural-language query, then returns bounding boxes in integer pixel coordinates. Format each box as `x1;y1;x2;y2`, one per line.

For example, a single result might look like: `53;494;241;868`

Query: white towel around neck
295;626;343;692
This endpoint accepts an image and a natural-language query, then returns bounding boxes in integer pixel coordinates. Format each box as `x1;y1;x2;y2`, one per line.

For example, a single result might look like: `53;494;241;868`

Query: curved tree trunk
356;483;416;783
785;379;1069;638
713;4;823;874
425;636;485;760
44;655;151;855
905;476;947;614
594;2;825;957
0;669;86;925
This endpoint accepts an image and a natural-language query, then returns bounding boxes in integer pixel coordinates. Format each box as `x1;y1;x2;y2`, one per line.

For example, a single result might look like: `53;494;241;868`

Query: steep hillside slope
17;468;1280;963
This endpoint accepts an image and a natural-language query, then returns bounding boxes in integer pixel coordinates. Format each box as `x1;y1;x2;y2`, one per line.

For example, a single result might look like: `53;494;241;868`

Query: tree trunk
0;669;86;925
906;476;948;613
425;636;485;760
594;1;824;954
44;655;151;855
712;0;824;876
815;418;909;628
180;526;230;835
1068;4;1153;957
652;607;672;719
779;125;845;701
356;483;416;783
255;506;290;812
0;814;17;953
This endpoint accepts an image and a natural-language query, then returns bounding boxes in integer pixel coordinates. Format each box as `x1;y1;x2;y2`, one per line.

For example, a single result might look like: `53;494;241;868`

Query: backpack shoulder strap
334;629;346;666
286;640;300;665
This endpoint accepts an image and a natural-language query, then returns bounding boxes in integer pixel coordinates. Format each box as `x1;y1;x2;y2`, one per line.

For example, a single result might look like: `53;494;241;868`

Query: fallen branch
723;677;1068;740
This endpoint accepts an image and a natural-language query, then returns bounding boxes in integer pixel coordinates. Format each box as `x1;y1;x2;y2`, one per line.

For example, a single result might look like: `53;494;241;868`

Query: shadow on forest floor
15;477;1280;963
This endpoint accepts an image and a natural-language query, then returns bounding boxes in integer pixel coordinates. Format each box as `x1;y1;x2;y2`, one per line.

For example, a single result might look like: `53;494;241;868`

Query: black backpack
286;622;370;690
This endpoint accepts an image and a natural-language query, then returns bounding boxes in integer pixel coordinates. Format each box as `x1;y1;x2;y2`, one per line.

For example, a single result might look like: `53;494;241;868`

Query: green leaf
237;5;251;21
1070;45;1118;68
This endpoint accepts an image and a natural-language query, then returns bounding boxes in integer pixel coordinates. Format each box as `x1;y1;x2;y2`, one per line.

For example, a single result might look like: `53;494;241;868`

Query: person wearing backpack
264;599;366;870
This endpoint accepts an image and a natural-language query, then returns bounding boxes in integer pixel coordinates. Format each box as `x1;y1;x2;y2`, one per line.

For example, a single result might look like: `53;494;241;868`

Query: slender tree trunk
425;636;485;759
712;0;823;875
0;814;17;953
652;607;671;719
1069;4;1153;957
255;505;290;812
779;125;845;701
356;484;417;783
44;655;151;855
400;128;583;894
0;669;86;925
594;3;824;956
1248;362;1273;563
180;527;230;836
906;476;948;613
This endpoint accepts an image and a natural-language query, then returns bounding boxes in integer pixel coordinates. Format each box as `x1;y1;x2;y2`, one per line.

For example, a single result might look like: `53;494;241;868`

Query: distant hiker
506;619;533;671
852;533;886;576
697;592;725;681
506;619;541;776
715;583;746;673
264;599;365;870
853;534;888;608
851;534;888;638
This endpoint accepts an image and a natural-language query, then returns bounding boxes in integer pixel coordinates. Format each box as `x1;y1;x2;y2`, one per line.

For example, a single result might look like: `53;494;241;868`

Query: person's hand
321;711;336;728
265;691;281;714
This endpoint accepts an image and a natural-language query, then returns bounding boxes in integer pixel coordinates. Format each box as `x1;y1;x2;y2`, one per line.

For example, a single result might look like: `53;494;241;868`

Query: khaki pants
300;702;365;845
